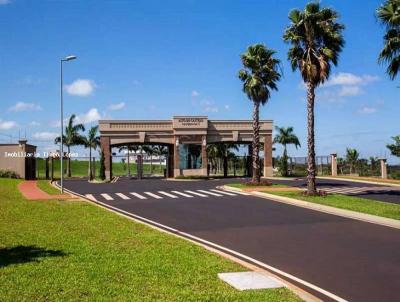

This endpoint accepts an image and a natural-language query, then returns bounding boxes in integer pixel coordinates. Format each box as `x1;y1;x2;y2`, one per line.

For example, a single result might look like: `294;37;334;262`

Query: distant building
0;140;37;180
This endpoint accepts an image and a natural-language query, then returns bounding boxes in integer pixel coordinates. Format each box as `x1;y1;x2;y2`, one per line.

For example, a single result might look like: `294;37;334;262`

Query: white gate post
331;153;338;177
380;158;388;179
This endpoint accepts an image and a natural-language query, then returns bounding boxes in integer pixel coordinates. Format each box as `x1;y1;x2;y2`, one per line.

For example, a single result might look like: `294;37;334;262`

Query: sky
0;0;398;161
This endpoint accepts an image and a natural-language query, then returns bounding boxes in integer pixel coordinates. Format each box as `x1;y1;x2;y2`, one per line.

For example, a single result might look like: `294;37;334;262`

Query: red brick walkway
18;181;73;200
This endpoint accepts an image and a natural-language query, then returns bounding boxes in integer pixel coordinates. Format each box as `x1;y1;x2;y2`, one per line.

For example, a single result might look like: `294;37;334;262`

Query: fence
283;156;331;177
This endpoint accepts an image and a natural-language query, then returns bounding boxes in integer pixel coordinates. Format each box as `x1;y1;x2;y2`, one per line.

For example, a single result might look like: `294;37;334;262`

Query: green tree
387;135;400;157
119;145;138;177
54;114;85;177
283;2;344;194
83;125;100;181
346;148;360;175
238;44;281;183
273;126;301;176
377;0;400;79
153;145;168;173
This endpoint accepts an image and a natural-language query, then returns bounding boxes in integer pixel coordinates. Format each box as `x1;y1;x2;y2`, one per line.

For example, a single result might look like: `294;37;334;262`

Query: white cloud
324;73;379;87
0;120;17;130
0;0;11;4
358;106;377;114
200;99;218;112
29;121;40;127
108;102;126;111
65;79;96;96
8;102;42;112
33;132;58;141
75;108;102;124
191;90;199;97
338;86;363;97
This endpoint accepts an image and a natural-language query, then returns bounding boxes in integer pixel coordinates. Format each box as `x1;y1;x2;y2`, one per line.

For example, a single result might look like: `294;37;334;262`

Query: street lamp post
60;55;77;193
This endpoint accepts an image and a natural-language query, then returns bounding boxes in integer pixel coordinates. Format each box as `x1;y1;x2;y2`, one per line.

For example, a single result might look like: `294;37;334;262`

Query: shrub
0;170;20;179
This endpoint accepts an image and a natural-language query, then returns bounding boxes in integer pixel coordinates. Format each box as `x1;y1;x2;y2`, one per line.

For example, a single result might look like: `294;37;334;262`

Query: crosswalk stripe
158;191;178;198
144;192;163;199
85;194;97;201
171;191;193;198
197;189;223;197
101;193;113;200
230;190;251;196
210;189;237;196
185;190;208;197
116;193;130;200
130;192;147;199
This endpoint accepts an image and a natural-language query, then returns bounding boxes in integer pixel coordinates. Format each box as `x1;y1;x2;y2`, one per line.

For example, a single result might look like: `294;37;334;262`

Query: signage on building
173;116;208;129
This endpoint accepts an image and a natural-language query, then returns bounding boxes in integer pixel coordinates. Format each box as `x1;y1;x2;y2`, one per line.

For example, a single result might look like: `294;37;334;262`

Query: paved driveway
63;178;400;302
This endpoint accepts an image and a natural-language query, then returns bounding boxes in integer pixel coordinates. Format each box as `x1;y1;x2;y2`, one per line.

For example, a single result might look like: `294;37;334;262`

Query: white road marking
197;189;223;197
158;191;178;198
211;189;237;196
171;191;194;198
116;193;130;200
185;190;208;197
85;194;97;201
144;192;163;199
130;192;147;199
101;193;114;200
229;190;251;196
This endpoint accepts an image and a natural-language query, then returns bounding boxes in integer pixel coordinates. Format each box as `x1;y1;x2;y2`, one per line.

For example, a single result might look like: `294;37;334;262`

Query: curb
222;186;400;230
53;182;326;302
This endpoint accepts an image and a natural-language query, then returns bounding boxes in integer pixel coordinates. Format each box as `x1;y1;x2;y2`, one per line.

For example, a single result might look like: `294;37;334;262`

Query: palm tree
346;148;360;175
283;2;344;194
118;145;138;177
387;135;400;157
83;125;100;181
369;156;379;175
273;126;301;176
377;0;400;79
153;145;168;174
142;145;156;174
238;44;281;183
54;114;85;177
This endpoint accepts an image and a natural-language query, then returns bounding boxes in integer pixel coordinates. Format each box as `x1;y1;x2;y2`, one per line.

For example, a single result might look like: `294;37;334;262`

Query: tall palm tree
273;126;301;176
54;114;85;177
346;148;360;175
283;2;344;194
238;44;281;183
84;125;100;180
142;145;155;174
377;0;400;79
118;145;138;177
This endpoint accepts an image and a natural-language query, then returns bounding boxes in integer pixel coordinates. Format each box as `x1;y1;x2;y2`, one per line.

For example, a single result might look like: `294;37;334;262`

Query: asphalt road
63;177;400;302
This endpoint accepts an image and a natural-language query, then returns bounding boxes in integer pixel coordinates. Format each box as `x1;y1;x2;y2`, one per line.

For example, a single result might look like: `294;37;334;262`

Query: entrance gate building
99;116;273;180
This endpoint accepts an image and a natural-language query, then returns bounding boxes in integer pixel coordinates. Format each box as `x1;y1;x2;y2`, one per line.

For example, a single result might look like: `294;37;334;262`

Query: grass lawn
266;190;400;221
36;180;60;195
36;159;166;179
0;178;300;302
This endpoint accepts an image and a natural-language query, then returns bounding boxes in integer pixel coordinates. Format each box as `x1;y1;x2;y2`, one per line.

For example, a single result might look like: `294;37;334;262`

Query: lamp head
62;55;77;61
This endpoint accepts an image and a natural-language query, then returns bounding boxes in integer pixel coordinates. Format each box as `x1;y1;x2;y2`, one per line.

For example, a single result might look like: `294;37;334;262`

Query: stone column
380;158;388;179
173;136;180;177
201;136;207;176
331;153;338;177
100;136;112;181
263;134;273;177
